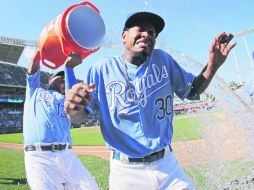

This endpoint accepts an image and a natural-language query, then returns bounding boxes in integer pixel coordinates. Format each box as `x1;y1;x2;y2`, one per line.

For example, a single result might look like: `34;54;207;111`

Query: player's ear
122;31;127;43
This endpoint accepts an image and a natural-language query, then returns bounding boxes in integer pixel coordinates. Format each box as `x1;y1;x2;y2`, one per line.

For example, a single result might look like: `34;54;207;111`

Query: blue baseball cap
124;12;165;36
50;71;64;78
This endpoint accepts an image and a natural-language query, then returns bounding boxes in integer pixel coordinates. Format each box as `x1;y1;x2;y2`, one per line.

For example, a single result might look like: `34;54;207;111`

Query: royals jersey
86;49;195;158
23;69;72;145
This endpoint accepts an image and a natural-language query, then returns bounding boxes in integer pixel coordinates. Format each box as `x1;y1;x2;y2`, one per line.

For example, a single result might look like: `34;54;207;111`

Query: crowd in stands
0;92;25;100
0;105;23;134
0;61;50;88
0;62;51;134
0;62;27;86
82;112;100;127
173;93;216;115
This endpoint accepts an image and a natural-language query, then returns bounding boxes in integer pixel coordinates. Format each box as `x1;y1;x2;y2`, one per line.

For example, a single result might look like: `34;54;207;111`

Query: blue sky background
0;0;254;83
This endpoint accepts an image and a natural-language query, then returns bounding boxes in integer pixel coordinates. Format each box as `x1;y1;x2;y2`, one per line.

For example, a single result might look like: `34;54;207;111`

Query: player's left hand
208;32;236;72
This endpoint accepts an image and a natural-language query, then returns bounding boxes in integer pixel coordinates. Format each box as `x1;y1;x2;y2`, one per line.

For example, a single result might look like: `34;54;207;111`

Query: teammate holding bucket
23;50;100;190
23;2;105;190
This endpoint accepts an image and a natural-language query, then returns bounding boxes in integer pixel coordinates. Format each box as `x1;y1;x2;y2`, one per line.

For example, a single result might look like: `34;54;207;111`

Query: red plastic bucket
38;1;106;69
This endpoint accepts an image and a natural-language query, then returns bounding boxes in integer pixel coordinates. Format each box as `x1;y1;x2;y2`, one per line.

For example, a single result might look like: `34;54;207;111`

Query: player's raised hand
27;48;41;74
64;52;83;68
208;32;236;71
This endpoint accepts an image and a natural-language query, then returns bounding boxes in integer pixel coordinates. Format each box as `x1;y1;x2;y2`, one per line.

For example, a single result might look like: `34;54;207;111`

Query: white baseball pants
109;146;195;190
24;149;99;190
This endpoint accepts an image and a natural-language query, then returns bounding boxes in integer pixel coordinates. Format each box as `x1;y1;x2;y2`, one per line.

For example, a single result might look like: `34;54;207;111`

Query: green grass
0;148;28;190
79;155;109;189
0;148;109;190
1;148;253;190
71;127;106;146
0;127;106;145
0;133;23;144
173;115;203;141
0;115;203;144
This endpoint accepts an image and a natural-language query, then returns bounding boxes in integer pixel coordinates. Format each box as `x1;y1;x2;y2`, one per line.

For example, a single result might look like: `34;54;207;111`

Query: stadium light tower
234;28;254;75
232;49;243;83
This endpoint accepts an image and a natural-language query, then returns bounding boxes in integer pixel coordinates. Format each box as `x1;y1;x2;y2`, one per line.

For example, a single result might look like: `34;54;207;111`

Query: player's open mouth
136;40;151;48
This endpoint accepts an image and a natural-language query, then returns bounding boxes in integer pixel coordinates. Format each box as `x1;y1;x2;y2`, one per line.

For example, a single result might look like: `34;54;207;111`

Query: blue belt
113;145;173;163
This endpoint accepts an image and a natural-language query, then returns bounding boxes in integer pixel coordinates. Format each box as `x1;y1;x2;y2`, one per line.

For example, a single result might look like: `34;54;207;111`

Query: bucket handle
63;2;100;15
39;46;58;70
79;1;100;13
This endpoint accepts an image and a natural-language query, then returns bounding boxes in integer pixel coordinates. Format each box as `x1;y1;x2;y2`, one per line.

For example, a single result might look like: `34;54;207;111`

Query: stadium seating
0;61;50;133
0;61;50;88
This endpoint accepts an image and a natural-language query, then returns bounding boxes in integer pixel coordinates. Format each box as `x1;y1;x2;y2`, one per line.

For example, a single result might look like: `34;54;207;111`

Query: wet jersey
23;69;72;145
85;49;195;157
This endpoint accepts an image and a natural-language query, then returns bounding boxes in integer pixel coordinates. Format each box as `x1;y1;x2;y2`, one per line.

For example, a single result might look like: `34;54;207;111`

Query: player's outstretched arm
64;82;95;124
64;53;82;89
187;32;236;100
27;48;41;75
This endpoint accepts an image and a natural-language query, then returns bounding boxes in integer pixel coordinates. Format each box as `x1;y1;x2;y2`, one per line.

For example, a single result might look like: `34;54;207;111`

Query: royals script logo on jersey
36;90;67;117
106;64;171;116
37;90;54;106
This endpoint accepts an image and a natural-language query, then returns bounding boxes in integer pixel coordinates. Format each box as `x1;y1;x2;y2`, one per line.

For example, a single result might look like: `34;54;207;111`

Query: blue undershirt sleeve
65;67;77;90
65;67;95;114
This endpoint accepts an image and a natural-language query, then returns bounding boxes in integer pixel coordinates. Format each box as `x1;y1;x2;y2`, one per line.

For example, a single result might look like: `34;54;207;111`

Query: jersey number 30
154;95;173;120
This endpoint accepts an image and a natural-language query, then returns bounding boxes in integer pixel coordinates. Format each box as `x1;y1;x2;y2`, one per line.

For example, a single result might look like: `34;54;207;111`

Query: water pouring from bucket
37;1;106;69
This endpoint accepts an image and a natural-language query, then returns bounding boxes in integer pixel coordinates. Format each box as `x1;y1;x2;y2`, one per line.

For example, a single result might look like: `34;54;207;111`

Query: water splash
160;44;254;189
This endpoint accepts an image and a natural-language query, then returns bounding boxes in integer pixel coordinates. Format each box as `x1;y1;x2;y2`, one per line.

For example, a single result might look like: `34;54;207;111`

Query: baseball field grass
1;147;253;190
0;114;202;190
0;114;253;189
0;148;109;190
0;114;203;145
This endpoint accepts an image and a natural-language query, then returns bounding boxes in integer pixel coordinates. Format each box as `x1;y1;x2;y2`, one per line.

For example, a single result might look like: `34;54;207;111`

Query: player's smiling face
122;22;156;57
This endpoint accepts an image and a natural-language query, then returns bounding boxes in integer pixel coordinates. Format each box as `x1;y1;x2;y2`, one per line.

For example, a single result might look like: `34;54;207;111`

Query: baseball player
23;49;99;190
64;12;236;190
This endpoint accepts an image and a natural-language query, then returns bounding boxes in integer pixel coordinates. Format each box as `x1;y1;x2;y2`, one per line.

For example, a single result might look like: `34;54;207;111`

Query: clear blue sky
0;0;254;82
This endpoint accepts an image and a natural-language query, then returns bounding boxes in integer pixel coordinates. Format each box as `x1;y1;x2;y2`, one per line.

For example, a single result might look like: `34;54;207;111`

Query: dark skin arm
64;82;95;124
187;32;236;100
27;49;41;75
63;53;95;124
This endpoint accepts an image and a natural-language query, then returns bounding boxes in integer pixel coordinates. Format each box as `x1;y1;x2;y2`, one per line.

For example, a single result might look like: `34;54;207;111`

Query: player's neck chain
120;56;136;99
